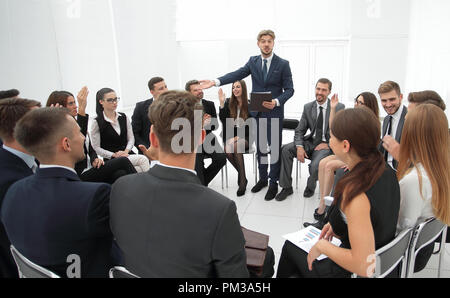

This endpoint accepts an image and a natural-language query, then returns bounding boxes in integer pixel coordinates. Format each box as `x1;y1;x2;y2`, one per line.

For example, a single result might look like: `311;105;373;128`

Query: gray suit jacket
379;105;408;169
294;99;345;150
110;164;249;278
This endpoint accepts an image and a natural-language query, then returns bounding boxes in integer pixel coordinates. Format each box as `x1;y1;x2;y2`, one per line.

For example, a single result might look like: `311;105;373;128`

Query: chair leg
221;168;224;189
296;160;299;189
438;228;447;278
225;162;228;188
253;152;258;185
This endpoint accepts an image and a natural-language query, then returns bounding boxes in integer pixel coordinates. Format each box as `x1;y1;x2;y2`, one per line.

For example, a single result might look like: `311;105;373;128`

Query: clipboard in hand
249;92;273;113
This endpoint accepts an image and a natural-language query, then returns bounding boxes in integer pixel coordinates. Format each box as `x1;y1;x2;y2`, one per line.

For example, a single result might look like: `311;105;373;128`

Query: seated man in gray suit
110;91;249;278
276;78;345;201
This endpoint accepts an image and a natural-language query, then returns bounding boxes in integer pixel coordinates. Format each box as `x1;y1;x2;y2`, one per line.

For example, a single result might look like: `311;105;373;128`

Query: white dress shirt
313;101;328;143
396;164;434;234
385;105;405;168
150;160;197;175
39;164;78;175
90;112;135;159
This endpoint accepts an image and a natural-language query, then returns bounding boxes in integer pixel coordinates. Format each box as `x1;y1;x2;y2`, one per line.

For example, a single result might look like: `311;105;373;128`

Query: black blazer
219;99;253;144
110;164;249;278
132;98;153;152
75;114;98;176
0;147;33;278
1;168;115;278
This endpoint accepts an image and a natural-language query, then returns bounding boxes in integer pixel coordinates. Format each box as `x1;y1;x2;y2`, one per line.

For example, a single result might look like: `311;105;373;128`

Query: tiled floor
208;154;450;278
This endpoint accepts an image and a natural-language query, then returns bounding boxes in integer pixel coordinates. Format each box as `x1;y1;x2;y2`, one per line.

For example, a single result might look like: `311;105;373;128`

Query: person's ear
342;140;350;153
149;126;159;149
61;137;71;152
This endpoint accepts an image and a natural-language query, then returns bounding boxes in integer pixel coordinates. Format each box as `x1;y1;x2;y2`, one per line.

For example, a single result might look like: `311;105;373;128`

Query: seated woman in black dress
277;107;400;278
46;88;136;184
218;80;253;196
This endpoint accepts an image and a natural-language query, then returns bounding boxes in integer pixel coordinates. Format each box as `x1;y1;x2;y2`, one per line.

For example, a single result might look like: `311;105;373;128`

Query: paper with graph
283;226;342;261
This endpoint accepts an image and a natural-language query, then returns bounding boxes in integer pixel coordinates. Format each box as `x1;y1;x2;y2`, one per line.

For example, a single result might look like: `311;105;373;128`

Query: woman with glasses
91;88;149;172
46;87;137;183
308;92;380;227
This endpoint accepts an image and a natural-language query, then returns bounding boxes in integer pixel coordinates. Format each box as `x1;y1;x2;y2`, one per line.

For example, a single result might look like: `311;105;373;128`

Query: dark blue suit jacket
132;98;153;152
1;167;115;278
218;54;294;119
0;147;33;277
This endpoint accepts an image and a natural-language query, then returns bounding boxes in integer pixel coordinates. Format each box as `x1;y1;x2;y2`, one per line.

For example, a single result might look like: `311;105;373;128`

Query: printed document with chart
283;226;342;261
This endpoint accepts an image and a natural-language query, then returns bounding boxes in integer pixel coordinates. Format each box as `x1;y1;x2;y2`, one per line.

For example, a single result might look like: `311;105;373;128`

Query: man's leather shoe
251;179;268;193
303;221;325;230
313;208;326;221
264;183;278;201
275;187;293;202
303;187;315;198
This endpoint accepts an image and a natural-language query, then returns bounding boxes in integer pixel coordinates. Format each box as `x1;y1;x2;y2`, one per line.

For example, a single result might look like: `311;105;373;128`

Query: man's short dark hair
148;77;165;91
149;91;203;154
316;78;332;91
408;90;446;111
185;80;200;92
14;108;73;159
378;81;401;96
0;98;41;142
0;89;20;100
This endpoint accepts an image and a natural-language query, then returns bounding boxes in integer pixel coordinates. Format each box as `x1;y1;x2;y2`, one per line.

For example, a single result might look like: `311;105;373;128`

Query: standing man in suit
1;108;116;278
378;80;407;170
277;79;345;201
132;77;168;154
186;80;227;186
0;98;41;278
110;91;249;278
200;29;294;200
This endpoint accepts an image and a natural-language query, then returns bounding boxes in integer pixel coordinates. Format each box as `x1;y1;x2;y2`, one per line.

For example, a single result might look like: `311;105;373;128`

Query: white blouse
90;112;135;159
396;164;434;234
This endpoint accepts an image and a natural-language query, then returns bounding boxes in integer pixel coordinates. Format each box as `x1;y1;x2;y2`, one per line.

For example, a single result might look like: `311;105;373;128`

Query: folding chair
352;228;413;278
406;218;448;278
10;245;60;278
109;266;139;278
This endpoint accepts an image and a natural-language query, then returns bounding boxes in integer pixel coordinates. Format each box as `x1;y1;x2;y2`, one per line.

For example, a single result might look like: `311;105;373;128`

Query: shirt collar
262;52;274;62
151;160;197;175
317;99;328;110
103;111;119;123
39;164;78;175
2;145;36;169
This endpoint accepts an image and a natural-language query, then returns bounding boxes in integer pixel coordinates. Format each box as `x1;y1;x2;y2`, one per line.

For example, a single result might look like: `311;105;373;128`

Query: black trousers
80;157;137;184
195;151;227;187
276;240;351;278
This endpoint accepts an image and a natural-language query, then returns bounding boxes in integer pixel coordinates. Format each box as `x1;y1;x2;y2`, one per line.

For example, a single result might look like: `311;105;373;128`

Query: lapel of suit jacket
266;54;280;84
324;99;331;139
310;101;318;132
395;106;408;143
382;116;389;137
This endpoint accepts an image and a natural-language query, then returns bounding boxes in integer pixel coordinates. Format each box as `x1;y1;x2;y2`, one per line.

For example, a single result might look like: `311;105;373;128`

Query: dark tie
314;107;324;146
384;116;393;161
263;59;268;83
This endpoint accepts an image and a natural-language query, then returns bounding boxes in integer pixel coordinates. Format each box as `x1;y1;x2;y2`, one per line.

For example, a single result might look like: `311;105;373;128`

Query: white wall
405;0;450;122
2;0;449;124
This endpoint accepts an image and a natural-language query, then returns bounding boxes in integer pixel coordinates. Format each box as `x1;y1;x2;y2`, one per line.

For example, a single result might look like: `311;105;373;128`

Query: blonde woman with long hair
396;104;450;272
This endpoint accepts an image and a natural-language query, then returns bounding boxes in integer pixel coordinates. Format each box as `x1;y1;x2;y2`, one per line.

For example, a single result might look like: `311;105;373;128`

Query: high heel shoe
237;179;248;197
